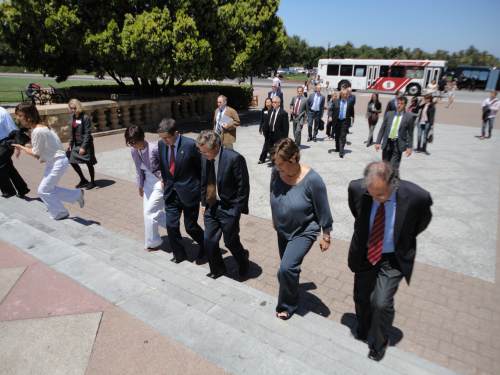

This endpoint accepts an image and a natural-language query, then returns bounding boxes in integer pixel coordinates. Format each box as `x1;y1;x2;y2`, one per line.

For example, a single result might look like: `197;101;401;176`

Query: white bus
317;58;447;96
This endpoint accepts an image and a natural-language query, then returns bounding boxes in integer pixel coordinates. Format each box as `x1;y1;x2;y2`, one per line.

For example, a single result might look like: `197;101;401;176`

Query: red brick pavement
6;133;500;375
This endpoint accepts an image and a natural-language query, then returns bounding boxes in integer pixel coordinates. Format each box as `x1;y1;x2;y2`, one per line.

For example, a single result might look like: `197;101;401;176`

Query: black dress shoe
355;330;368;342
170;255;186;264
85;181;96;190
206;270;225;279
313;137;317;142
75;180;89;188
339;152;344;158
1;192;15;198
239;260;250;277
307;137;311;142
368;340;389;361
16;188;30;198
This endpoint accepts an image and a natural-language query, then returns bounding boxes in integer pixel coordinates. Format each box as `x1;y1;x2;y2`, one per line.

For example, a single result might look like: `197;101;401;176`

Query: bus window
354;65;367;77
340;65;353;76
405;67;424;79
327;64;339;76
389;66;405;78
478;71;489;81
379;66;389;77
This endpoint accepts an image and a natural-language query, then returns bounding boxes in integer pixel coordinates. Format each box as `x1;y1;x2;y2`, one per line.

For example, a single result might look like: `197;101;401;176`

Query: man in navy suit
306;84;326;142
268;83;284;109
196;130;250;279
154;118;204;263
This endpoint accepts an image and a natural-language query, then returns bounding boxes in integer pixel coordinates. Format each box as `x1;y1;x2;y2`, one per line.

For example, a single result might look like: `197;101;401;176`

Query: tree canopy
0;0;286;88
280;36;500;69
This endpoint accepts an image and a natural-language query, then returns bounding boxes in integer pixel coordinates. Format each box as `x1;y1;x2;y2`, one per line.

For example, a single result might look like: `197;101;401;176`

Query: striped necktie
367;204;385;265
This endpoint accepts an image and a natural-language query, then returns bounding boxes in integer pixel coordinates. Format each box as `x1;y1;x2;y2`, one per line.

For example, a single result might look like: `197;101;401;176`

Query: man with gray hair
196;130;250;279
213;95;240;149
347;161;432;361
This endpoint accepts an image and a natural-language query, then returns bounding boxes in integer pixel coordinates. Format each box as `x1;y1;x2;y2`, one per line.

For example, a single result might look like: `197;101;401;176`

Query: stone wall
8;93;218;142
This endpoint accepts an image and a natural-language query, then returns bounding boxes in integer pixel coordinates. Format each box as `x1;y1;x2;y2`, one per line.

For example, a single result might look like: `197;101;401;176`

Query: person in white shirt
13;102;84;220
480;91;500;139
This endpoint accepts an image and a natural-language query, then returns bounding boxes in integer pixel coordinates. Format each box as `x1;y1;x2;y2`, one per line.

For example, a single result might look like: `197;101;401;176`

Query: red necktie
169;145;175;175
294;97;301;115
367;204;385;265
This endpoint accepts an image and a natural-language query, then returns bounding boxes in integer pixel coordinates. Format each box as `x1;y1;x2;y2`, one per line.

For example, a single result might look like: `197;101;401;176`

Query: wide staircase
0;197;456;375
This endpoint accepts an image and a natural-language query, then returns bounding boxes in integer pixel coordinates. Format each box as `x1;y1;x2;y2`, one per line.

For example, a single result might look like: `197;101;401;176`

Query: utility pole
327;42;331;59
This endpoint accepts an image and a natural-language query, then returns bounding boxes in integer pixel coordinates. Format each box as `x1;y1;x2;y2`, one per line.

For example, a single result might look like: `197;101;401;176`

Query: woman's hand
79;147;86;156
138;187;144;197
319;238;330;252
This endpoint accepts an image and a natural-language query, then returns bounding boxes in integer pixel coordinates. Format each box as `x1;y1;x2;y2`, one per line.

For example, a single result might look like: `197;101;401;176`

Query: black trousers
203;203;247;275
382;140;402;178
259;134;280;163
0;158;29;196
334;119;349;154
353;254;404;351
164;191;204;259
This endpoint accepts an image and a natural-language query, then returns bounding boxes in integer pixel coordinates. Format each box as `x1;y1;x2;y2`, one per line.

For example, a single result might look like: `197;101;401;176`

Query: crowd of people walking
1;82;497;362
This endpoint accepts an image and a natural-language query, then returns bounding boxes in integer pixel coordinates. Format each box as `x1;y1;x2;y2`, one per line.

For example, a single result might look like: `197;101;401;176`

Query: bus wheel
406;83;421;96
338;80;351;90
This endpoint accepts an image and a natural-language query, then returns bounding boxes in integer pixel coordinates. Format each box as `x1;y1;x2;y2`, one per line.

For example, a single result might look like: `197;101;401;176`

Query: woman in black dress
365;93;381;146
67;99;97;189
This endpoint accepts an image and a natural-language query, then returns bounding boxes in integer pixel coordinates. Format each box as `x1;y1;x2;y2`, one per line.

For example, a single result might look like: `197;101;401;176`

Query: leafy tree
0;0;285;88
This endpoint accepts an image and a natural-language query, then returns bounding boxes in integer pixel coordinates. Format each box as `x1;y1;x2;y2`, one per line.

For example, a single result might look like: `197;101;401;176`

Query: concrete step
0;197;456;375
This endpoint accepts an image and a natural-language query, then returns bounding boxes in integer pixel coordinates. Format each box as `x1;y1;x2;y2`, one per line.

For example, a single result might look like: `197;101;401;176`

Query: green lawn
0;76;120;104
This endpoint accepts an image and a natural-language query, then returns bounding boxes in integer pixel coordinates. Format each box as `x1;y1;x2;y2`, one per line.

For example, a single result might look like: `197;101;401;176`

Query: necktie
294;97;301;115
269;109;277;132
169;145;175;175
206;160;217;207
389;114;401;139
216;110;223;134
367;204;385;265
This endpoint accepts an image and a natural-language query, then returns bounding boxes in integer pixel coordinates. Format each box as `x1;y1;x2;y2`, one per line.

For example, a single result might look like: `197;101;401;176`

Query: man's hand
138;187;144;197
79;147;86;156
319;238;331;252
374;144;381;151
405;148;412;157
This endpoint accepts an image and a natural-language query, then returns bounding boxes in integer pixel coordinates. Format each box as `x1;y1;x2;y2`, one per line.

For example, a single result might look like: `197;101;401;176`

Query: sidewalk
1;113;500;374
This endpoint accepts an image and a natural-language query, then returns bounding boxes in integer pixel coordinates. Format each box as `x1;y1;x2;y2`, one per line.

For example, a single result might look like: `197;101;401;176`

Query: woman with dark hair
125;125;166;251
258;97;273;164
270;138;333;320
416;94;436;154
13;102;84;220
67;98;98;189
366;93;381;146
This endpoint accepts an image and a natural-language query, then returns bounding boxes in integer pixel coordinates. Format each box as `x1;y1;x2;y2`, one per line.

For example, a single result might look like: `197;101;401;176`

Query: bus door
367;66;380;88
423;67;433;88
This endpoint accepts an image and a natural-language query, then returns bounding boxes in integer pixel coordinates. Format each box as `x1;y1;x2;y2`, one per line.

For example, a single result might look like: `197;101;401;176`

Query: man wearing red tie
154;118;205;264
289;86;308;146
347;161;432;361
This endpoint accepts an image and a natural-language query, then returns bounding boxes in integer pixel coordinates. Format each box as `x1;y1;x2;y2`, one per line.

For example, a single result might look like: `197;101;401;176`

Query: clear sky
277;0;500;58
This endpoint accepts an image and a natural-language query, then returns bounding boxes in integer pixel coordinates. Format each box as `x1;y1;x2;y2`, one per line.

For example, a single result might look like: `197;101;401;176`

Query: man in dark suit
384;90;401;114
197;130;250;279
329;89;355;158
306;84;325;142
155;118;204;263
258;96;289;164
289;86;308;146
268;83;284;109
375;96;413;178
348;161;432;361
0;106;30;198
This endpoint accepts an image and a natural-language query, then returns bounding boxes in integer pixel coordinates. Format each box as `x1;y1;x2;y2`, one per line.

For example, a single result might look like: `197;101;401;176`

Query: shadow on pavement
340;312;404;346
296;281;331;318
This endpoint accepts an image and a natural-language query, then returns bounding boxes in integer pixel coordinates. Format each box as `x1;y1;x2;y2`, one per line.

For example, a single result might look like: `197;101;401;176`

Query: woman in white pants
13;102;84;220
125;125;166;251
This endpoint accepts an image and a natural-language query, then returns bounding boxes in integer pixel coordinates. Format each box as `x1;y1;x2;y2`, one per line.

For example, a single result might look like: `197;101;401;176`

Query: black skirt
68;141;97;165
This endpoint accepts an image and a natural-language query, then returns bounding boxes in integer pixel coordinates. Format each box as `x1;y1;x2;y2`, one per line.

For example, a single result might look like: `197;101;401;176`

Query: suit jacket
417;103;436;126
376;111;414;152
347;179;433;283
385;98;397;114
328;99;355;126
307;92;326;118
155;135;201;207
262;108;289;141
289;95;308;124
268;91;284;108
130;141;160;189
200;147;249;215
70;113;93;149
213;106;240;147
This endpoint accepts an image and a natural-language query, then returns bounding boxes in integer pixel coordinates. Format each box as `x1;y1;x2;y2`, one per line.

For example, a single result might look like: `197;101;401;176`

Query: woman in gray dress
270;138;333;320
67;99;97;189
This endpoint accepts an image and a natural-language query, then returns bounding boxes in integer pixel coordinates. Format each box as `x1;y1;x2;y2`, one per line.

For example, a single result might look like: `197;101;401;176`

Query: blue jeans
482;117;495;137
417;122;430;151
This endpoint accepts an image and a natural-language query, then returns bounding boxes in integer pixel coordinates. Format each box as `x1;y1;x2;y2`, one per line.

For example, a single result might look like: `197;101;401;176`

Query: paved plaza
1;93;500;374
